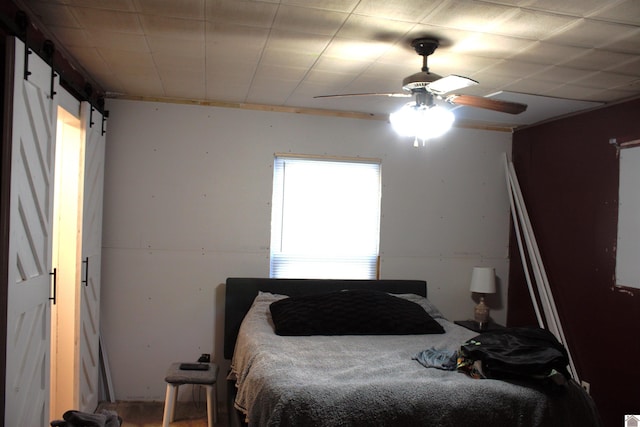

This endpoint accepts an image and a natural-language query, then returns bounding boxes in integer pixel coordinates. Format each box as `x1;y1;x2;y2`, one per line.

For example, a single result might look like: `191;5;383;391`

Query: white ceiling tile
562;49;639;72
480;59;549;80
28;2;80;27
99;49;157;75
205;82;250;101
493;9;579;40
263;29;331;54
146;37;204;57
544;83;604;100
67;0;136;11
139;15;205;41
119;74;165;95
69;7;143;33
259;49;319;69
254;64;309;82
303;69;358;91
86;30;149;52
339;75;405;94
312;56;370;75
591;0;640;25
479;0;533;6
206;61;257;84
545;18;638;49
206;0;278;28
322;38;391;61
272;5;348;36
354;0;443;22
206;24;270;62
362;60;420;79
508;42;588;65
159;66;205;84
160;73;205;99
335;14;410;43
607;57;640;76
153;51;205;70
246;80;299;105
281;0;360;13
600;28;640;55
133;0;205;19
374;43;421;66
526;65;597;84
424;0;517;33
63;45;112;77
46;27;93;48
525;0;609;17
500;77;559;94
449;33;538;58
258;30;331;68
584;87;640;102
573;71;640;90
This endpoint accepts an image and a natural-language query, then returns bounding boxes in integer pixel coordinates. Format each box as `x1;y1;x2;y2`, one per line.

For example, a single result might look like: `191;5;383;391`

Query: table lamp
470;267;496;327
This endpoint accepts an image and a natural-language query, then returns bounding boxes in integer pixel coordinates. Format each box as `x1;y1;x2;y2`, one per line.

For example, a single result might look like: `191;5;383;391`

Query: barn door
5;36;59;427
78;102;106;412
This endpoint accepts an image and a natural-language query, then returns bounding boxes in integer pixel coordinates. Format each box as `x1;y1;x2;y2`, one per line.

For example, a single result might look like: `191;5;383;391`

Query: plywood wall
101;99;512;401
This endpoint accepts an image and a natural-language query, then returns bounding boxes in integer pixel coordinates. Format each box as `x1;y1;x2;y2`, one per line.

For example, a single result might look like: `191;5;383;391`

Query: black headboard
223;278;427;359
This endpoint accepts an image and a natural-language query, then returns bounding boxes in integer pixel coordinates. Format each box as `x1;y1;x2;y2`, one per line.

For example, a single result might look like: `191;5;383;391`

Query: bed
224;277;601;427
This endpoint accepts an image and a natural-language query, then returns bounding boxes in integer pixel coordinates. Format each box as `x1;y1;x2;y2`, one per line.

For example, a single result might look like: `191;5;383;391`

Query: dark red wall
509;97;640;427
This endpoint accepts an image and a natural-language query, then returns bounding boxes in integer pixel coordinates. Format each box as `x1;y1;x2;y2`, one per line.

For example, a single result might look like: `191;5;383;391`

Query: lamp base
474;296;490;326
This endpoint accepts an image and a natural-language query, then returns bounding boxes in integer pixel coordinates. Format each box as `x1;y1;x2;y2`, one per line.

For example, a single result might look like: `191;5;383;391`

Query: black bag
458;327;570;383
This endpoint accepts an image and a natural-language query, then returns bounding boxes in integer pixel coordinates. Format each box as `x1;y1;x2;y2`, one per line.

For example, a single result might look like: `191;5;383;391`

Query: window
616;142;640;289
270;154;381;279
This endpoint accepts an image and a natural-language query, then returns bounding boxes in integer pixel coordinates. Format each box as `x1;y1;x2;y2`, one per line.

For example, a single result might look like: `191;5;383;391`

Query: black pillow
269;289;445;336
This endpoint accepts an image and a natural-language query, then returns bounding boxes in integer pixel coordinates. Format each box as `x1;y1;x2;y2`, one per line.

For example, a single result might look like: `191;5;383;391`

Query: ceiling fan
314;38;528;116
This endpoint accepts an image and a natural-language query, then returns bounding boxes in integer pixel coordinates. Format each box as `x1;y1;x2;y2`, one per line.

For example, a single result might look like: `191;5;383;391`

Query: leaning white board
616;145;640;289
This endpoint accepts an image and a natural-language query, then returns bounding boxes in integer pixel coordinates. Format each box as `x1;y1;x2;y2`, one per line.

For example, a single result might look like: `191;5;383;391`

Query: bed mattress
229;292;601;427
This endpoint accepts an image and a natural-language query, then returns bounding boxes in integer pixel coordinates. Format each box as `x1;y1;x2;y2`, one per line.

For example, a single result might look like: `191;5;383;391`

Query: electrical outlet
581;380;590;394
198;353;210;363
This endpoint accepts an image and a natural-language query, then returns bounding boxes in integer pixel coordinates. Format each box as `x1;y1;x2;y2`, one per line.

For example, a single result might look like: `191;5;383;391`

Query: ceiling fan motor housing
403;38;443;91
403;71;443;91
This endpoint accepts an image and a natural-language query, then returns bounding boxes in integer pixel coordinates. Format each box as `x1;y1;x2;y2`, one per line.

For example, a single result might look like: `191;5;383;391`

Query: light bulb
390;102;455;143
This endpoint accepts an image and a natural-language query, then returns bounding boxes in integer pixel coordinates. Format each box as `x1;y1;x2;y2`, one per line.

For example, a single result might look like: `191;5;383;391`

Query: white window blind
270;155;381;279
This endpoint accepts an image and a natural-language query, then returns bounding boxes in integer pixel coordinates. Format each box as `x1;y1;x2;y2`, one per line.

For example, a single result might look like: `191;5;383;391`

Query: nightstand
454;320;505;333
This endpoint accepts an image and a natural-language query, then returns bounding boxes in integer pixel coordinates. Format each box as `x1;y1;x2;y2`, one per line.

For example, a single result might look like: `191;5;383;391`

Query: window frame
269;153;382;280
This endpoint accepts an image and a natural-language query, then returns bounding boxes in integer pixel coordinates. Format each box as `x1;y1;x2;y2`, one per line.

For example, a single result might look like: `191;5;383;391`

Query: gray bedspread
229;292;601;427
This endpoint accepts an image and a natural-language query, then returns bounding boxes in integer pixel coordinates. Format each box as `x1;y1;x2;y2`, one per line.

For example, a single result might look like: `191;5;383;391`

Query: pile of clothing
50;409;122;427
414;327;571;386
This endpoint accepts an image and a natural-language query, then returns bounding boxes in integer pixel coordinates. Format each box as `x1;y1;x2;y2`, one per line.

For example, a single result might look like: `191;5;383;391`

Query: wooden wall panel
509;97;640;427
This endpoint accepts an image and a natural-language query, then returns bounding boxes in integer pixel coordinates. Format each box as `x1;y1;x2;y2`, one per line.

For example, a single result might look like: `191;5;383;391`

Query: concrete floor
97;400;229;427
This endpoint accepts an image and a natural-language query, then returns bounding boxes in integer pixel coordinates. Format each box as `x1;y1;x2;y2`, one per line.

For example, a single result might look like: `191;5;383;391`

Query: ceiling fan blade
427;75;478;95
314;92;411;99
446;94;527;114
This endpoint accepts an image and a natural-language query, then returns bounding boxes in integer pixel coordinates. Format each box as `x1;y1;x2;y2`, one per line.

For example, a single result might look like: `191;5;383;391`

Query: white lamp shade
470;267;496;294
389;103;454;140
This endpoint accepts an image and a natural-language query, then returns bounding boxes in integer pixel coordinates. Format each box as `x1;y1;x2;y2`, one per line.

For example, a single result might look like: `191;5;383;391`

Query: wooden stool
162;362;219;427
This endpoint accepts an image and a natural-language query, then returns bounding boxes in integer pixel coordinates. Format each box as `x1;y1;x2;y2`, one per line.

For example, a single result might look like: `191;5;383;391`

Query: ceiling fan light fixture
390;103;455;146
